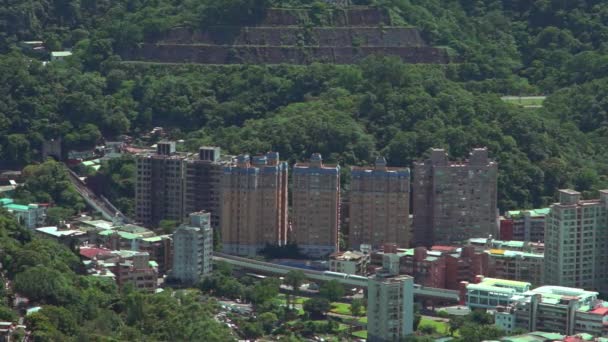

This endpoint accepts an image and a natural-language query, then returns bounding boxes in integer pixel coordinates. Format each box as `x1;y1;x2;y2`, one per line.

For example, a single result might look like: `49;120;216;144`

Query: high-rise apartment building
171;211;213;285
135;141;185;226
184;147;232;229
544;189;608;293
220;153;288;256
349;157;410;250
135;143;233;228
367;262;414;342
292;153;340;258
412;148;498;246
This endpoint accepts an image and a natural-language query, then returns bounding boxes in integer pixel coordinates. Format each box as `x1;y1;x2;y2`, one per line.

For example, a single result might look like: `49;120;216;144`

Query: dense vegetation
1;1;607;210
0;211;233;341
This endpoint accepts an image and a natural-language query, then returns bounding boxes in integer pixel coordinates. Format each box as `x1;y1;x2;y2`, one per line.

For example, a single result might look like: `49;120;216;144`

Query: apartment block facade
171;211;213;285
135;143;233;228
135;141;185;226
375;245;491;290
349;157;410;250
292;153;340;257
183;147;232;229
329;251;370;275
367;272;414;342
488;249;544;287
220;153;289;256
500;208;550;242
412;148;498;246
544;189;608;293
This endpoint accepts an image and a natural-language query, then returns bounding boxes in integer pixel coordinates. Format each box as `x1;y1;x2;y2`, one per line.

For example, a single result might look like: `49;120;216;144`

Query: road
63;165;130;223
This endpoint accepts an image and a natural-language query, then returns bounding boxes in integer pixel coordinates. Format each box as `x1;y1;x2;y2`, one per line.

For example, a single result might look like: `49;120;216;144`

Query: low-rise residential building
329;251;370;275
487;249;544;287
171;211;213;285
0;198;47;229
463;276;531;309
137;235;173;275
80;247;158;292
374;245;491;290
468;237;544;253
367;264;414;342
35;226;87;245
495;286;608;337
500;208;550;242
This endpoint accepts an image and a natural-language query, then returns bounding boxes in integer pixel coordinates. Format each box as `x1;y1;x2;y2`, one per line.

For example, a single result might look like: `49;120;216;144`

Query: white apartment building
171;211;213;285
367;271;414;342
544;189;608;293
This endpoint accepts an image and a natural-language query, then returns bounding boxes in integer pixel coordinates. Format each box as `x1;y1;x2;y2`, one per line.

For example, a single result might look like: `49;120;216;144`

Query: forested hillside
0;209;233;340
1;0;607;210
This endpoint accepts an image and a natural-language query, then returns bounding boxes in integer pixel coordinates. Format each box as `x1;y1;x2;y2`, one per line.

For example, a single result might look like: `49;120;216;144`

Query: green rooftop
98;230;140;240
507;208;550;218
0;198;13;205
480;277;531;288
141;236;166;243
5;203;31;211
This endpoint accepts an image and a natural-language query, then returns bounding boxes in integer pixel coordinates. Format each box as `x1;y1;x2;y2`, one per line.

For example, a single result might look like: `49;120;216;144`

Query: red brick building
373;244;491;290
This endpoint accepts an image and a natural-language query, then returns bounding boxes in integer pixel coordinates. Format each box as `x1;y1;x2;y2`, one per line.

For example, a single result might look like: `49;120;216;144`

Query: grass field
352;330;368;339
330;302;352;315
419;317;449;335
501;96;546;107
329;302;366;316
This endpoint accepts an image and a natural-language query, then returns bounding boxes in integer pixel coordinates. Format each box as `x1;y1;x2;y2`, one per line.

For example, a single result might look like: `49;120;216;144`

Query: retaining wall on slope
124;44;450;64
161;27;426;47
257;7;391;26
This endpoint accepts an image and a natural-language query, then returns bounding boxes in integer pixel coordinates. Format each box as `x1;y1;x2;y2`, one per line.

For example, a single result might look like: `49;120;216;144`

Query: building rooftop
140;235;170;243
79;246;113;259
501;331;565;342
4;203;31;211
525;286;598;303
468;238;526;249
36;226;86;238
506;208;551;218
51;51;72;57
487;249;543;259
98;229;140;240
0;198;13;205
78;219;116;231
431;245;458;252
468;277;531;294
330;251;368;261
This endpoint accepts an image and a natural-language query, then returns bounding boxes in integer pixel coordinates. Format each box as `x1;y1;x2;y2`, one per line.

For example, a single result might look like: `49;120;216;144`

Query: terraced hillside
122;7;450;65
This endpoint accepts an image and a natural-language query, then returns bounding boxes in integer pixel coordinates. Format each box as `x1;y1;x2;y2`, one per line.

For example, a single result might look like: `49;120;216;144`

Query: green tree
350;298;365;317
303;297;330;319
319;280;344;302
284;270;306;309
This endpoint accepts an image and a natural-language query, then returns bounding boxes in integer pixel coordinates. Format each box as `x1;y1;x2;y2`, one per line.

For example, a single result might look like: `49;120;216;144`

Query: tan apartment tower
220;153;288;256
349;156;410;250
544;189;608;293
292;153;340;258
412;148;498;246
135;141;185;227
